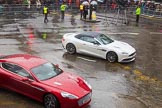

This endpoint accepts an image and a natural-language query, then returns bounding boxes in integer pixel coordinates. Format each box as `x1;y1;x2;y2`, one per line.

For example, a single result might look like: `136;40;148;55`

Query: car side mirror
55;64;59;68
55;64;63;72
93;41;100;45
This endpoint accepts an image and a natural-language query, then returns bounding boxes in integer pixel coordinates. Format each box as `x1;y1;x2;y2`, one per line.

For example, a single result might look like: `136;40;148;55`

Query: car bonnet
41;72;91;97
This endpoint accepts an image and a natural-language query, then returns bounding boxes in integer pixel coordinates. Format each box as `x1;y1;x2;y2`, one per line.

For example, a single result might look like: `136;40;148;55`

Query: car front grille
129;52;136;57
122;57;135;62
78;92;92;106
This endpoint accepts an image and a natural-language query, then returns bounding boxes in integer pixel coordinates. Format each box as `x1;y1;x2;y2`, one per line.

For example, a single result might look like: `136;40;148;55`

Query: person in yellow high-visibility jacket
80;4;84;19
60;2;67;20
136;5;141;25
43;5;49;23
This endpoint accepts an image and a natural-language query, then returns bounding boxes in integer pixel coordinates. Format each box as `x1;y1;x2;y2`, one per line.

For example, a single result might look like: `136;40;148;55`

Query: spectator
80;3;84;19
83;4;88;20
36;0;41;8
27;0;31;9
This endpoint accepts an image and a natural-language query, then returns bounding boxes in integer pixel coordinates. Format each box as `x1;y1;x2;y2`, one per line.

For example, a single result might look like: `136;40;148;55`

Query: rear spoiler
63;33;75;37
0;60;6;62
0;54;7;60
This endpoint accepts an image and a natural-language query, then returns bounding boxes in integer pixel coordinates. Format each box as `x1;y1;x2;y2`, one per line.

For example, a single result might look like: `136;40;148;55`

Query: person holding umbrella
89;0;97;20
82;0;89;20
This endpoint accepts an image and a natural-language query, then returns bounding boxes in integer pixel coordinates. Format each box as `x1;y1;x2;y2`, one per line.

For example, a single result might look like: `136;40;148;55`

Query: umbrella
97;0;104;3
82;1;89;5
90;1;98;5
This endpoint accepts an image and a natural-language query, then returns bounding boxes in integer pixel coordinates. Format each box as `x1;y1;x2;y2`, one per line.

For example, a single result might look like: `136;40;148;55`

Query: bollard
92;11;96;21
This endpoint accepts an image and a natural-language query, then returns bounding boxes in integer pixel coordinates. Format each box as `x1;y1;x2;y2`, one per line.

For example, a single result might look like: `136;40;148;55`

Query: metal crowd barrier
0;4;162;18
0;4;81;15
142;8;162;18
0;4;57;14
127;6;162;18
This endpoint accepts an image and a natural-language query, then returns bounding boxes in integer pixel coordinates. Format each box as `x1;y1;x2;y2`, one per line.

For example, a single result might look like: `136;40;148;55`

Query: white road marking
77;57;96;62
107;32;139;35
150;32;162;35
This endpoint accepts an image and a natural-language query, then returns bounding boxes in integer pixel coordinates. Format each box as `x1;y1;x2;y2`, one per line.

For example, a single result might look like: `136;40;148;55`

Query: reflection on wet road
0;13;162;108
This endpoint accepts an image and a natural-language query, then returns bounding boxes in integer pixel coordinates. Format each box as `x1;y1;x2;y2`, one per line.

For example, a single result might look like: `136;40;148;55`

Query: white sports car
62;32;136;63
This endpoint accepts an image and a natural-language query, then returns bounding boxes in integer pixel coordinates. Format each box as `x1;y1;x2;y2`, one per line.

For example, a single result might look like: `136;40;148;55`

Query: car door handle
10;77;22;82
97;49;107;52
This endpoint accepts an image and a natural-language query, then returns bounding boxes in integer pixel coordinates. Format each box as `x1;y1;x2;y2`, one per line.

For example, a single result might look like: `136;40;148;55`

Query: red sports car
0;54;92;108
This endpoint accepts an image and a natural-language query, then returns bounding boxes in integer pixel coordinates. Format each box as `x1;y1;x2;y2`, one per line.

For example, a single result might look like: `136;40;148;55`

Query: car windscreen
31;62;62;81
96;34;114;45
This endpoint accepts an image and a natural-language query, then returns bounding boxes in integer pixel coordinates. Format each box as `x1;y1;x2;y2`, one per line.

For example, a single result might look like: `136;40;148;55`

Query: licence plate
78;92;92;106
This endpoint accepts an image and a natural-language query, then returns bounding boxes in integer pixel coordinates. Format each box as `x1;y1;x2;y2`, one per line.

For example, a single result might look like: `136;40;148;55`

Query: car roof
0;54;47;70
78;31;101;38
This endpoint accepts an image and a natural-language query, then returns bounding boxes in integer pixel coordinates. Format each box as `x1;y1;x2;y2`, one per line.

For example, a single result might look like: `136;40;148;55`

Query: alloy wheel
66;43;76;54
107;52;117;62
44;94;58;108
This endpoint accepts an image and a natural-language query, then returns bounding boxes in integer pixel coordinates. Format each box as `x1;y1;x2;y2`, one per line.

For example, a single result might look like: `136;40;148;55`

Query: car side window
80;36;97;43
75;34;82;39
2;63;15;72
2;63;33;79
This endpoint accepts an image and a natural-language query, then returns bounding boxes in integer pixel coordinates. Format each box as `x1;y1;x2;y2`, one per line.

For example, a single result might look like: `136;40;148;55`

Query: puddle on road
62;52;124;73
129;78;162;107
52;13;60;23
0;88;43;108
2;22;61;54
61;61;74;69
0;19;16;26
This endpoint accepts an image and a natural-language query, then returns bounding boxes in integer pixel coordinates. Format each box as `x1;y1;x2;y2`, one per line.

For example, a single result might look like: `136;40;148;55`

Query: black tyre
106;51;118;62
66;43;76;54
44;94;59;108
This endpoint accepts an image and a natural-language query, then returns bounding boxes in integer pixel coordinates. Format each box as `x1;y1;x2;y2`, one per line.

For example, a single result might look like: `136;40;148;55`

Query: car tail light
62;38;65;42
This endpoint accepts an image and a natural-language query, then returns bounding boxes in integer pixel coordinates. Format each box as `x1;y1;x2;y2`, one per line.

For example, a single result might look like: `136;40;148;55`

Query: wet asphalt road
0;12;162;108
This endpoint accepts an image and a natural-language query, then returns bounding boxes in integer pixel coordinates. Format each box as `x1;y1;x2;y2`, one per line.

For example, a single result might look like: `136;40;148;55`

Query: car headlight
61;92;79;99
83;80;92;90
121;52;129;55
